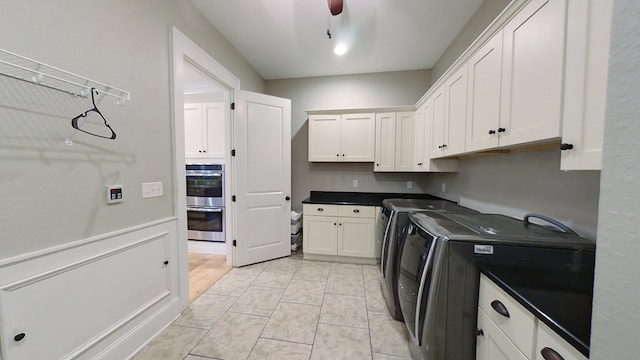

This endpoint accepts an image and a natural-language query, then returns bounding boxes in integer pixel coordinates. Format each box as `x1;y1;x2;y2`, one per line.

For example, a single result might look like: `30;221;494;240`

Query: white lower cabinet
477;274;588;360
302;204;377;262
476;309;529;360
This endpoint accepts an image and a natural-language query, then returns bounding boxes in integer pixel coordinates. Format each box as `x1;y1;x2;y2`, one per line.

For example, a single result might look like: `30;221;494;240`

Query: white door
233;90;291;267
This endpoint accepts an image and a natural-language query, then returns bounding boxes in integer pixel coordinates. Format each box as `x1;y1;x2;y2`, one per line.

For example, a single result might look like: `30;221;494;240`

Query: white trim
0;217;176;269
170;26;240;279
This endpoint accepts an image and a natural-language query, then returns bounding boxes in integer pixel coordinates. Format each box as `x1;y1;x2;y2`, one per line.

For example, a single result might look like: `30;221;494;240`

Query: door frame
170;27;240;305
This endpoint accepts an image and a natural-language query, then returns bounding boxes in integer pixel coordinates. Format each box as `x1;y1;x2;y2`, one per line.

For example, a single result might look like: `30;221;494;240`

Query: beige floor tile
204;272;256;296
191;312;268;360
133;325;206;360
368;311;410;357
253;269;295;288
311;323;372;360
293;261;330;281
326;272;365;296
319;293;368;328
261;302;321;344
229;285;285;316
248;338;312;360
372;353;412;360
364;282;387;313
281;278;326;305
184;356;216;360
173;293;237;329
264;256;303;273
230;261;269;276
362;264;382;284
330;262;363;276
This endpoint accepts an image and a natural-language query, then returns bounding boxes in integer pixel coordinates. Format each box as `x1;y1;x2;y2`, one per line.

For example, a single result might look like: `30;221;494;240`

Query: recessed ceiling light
334;43;348;56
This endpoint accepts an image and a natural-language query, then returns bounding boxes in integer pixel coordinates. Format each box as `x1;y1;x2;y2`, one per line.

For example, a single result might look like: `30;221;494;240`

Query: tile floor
133;255;412;360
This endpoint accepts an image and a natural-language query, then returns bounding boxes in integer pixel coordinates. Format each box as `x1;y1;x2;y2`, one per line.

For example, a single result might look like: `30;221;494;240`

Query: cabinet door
374;112;396;172
395;112;416;171
535;321;588;360
308;114;341;161
414;102;430;170
337;217;375;258
431;86;447;157
341;113;375;162
466;32;503;152
560;0;612;170
184;103;205;159
444;64;468;156
500;0;566;147
476;309;529;360
203;102;226;159
303;216;338;255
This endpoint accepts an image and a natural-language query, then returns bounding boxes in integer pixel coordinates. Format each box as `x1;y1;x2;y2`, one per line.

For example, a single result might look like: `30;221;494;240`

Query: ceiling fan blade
328;0;343;16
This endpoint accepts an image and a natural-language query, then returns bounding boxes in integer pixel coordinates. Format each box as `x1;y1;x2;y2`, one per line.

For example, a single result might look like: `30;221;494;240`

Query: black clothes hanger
71;87;117;140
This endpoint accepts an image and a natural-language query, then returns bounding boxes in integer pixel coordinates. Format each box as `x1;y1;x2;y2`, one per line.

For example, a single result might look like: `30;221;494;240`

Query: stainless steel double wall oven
186;164;225;242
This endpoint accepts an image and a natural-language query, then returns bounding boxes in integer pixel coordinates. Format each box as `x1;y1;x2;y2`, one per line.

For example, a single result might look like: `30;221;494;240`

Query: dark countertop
479;264;594;358
302;191;447;206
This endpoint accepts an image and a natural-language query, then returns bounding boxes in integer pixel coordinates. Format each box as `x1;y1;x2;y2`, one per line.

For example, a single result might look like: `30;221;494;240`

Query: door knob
560;143;574;151
285;196;291;201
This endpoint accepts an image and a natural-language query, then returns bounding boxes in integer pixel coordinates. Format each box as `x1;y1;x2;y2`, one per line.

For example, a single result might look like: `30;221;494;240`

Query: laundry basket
291;210;302;251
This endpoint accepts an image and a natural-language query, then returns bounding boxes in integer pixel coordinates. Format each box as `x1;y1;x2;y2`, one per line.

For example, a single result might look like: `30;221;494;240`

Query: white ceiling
190;0;485;80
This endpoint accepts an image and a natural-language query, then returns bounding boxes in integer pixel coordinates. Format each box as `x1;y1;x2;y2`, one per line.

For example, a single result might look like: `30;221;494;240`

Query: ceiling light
334;43;348;56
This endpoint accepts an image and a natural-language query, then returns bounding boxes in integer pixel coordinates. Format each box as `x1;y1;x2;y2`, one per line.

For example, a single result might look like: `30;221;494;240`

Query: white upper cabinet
341;113;376;161
374;112;397;171
394;112;417;172
560;0;612;170
432;65;468;158
184;102;225;160
308;112;375;162
374;111;417;172
466;32;504;153
499;0;566;147
308;113;342;161
415;99;459;172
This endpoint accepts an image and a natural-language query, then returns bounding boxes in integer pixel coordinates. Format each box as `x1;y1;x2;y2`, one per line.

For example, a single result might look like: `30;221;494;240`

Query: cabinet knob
476;328;484;336
14;333;26;342
490;300;510;318
342;154;345;157
442;144;447;148
202;150;206;153
376;163;379;166
339;223;342;226
336;154;340;157
438;145;443;149
353;209;360;213
497;127;506;133
560;143;574;151
163;260;169;265
417;162;423;166
317;207;324;212
334;222;337;226
541;347;565;360
488;129;496;135
285;196;291;201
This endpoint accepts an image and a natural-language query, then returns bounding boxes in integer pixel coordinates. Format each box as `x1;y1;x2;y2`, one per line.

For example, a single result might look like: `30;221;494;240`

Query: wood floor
188;252;232;303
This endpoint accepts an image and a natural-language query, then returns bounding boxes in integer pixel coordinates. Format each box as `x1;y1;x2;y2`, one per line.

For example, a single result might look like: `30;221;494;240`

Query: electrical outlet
441;182;447;193
407;181;413;189
142;182;163;199
353;180;358;188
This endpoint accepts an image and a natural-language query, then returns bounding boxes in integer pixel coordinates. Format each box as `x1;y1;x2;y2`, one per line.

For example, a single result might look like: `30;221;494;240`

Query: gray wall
431;0;512;84
591;0;640;358
265;70;432;210
0;0;264;259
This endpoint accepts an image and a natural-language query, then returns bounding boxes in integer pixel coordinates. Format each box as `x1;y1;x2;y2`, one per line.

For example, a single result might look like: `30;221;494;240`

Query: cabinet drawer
535;321;587;360
479;274;536;358
337;205;375;218
303;204;338;216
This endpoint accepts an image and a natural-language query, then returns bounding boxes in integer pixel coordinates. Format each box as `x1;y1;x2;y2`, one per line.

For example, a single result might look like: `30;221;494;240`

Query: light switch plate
142;182;163;199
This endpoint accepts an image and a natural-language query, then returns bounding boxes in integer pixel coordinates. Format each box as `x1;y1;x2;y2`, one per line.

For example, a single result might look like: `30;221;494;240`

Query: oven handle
186;172;223;177
187;207;223;213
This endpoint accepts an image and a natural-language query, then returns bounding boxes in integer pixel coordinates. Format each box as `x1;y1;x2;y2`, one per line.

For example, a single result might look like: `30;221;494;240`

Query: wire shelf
0;48;130;104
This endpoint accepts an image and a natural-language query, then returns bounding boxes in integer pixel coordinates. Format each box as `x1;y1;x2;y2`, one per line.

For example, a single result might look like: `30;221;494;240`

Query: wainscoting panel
0;218;184;360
